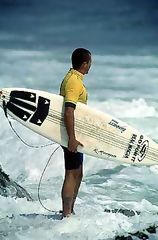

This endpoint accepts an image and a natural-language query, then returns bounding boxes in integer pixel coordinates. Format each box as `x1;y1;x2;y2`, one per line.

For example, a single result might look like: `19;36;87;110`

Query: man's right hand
68;137;83;152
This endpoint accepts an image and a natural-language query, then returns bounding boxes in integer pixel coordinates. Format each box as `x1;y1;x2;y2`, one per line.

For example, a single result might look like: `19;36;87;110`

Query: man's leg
61;170;76;217
61;166;83;217
71;165;83;213
61;147;83;217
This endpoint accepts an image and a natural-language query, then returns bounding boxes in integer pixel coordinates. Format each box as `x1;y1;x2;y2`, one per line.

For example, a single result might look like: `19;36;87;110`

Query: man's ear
82;62;88;67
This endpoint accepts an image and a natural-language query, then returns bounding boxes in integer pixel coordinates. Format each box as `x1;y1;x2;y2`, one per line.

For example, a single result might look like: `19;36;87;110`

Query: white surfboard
0;88;158;165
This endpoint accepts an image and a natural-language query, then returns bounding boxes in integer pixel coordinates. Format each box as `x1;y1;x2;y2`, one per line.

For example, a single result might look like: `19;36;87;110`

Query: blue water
0;1;158;239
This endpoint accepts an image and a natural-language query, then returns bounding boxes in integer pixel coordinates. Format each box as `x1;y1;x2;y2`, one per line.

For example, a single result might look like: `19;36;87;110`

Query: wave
90;98;158;119
1;49;158;100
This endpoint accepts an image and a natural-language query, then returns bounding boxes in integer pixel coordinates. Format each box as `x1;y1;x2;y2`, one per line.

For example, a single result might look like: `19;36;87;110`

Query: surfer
60;48;91;217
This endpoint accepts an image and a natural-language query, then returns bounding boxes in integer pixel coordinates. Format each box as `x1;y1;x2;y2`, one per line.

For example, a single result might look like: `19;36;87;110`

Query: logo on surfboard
124;134;149;162
94;148;116;159
108;119;126;133
131;136;149;162
124;134;137;159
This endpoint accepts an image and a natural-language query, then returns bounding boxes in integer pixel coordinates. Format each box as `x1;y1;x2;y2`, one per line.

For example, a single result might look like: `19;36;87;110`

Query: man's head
71;48;91;74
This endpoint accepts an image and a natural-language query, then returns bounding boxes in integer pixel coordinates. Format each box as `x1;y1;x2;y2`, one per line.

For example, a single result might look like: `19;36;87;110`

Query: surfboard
0;87;158;165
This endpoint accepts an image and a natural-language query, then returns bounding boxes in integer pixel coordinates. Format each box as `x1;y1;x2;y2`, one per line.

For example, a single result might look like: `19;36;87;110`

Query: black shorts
62;146;83;170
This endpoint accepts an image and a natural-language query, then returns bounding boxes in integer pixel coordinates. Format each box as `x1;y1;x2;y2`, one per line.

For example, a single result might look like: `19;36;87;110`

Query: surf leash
2;100;55;149
2;99;61;213
37;145;61;213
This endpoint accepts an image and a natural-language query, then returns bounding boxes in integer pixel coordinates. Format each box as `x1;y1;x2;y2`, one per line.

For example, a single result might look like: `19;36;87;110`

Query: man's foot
59;210;75;215
61;213;72;219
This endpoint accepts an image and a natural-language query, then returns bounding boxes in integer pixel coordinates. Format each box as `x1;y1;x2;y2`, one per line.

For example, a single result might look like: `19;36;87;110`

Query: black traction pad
7;102;31;121
29;96;50;126
7;91;50;126
10;90;36;103
10;97;36;112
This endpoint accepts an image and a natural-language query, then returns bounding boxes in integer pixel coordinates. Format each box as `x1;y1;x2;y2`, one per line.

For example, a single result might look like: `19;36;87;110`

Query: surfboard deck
0;87;158;165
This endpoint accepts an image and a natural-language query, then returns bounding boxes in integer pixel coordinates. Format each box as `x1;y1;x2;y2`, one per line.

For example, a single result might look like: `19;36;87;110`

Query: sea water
0;0;158;239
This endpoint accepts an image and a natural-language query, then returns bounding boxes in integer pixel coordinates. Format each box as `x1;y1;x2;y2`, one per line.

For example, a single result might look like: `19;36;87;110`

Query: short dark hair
71;48;91;70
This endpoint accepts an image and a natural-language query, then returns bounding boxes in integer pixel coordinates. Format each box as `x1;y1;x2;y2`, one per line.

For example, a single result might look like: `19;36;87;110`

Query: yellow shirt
60;68;88;106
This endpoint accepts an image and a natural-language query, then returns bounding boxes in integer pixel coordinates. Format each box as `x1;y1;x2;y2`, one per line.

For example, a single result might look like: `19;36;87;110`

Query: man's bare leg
61;170;76;217
71;165;83;213
61;166;83;217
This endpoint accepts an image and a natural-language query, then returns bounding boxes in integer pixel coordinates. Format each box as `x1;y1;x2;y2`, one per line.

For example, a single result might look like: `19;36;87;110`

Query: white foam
90;98;158;119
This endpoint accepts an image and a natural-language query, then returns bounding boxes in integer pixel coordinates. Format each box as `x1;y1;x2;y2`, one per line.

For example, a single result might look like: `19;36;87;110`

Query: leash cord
2;100;60;212
37;145;61;213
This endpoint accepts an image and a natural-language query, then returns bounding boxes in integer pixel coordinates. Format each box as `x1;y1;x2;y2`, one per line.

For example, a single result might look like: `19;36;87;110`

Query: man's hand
68;137;83;152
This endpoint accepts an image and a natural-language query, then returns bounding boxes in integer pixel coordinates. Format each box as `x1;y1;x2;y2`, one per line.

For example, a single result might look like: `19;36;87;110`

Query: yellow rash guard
60;68;88;108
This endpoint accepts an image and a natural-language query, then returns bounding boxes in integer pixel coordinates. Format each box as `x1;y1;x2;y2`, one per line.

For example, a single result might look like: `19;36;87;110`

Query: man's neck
74;68;85;75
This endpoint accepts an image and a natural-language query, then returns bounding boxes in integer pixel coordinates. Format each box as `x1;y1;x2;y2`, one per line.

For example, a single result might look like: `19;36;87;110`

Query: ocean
0;0;158;239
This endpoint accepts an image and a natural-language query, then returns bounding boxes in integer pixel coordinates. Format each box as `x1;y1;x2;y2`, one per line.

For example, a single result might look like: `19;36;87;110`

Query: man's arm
64;106;83;152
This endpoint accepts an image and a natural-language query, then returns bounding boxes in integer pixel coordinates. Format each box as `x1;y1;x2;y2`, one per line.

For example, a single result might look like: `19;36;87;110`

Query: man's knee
66;168;83;180
77;169;83;180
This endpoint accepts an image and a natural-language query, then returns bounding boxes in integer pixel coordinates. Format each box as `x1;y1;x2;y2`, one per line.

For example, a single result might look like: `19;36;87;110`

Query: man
60;48;91;217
